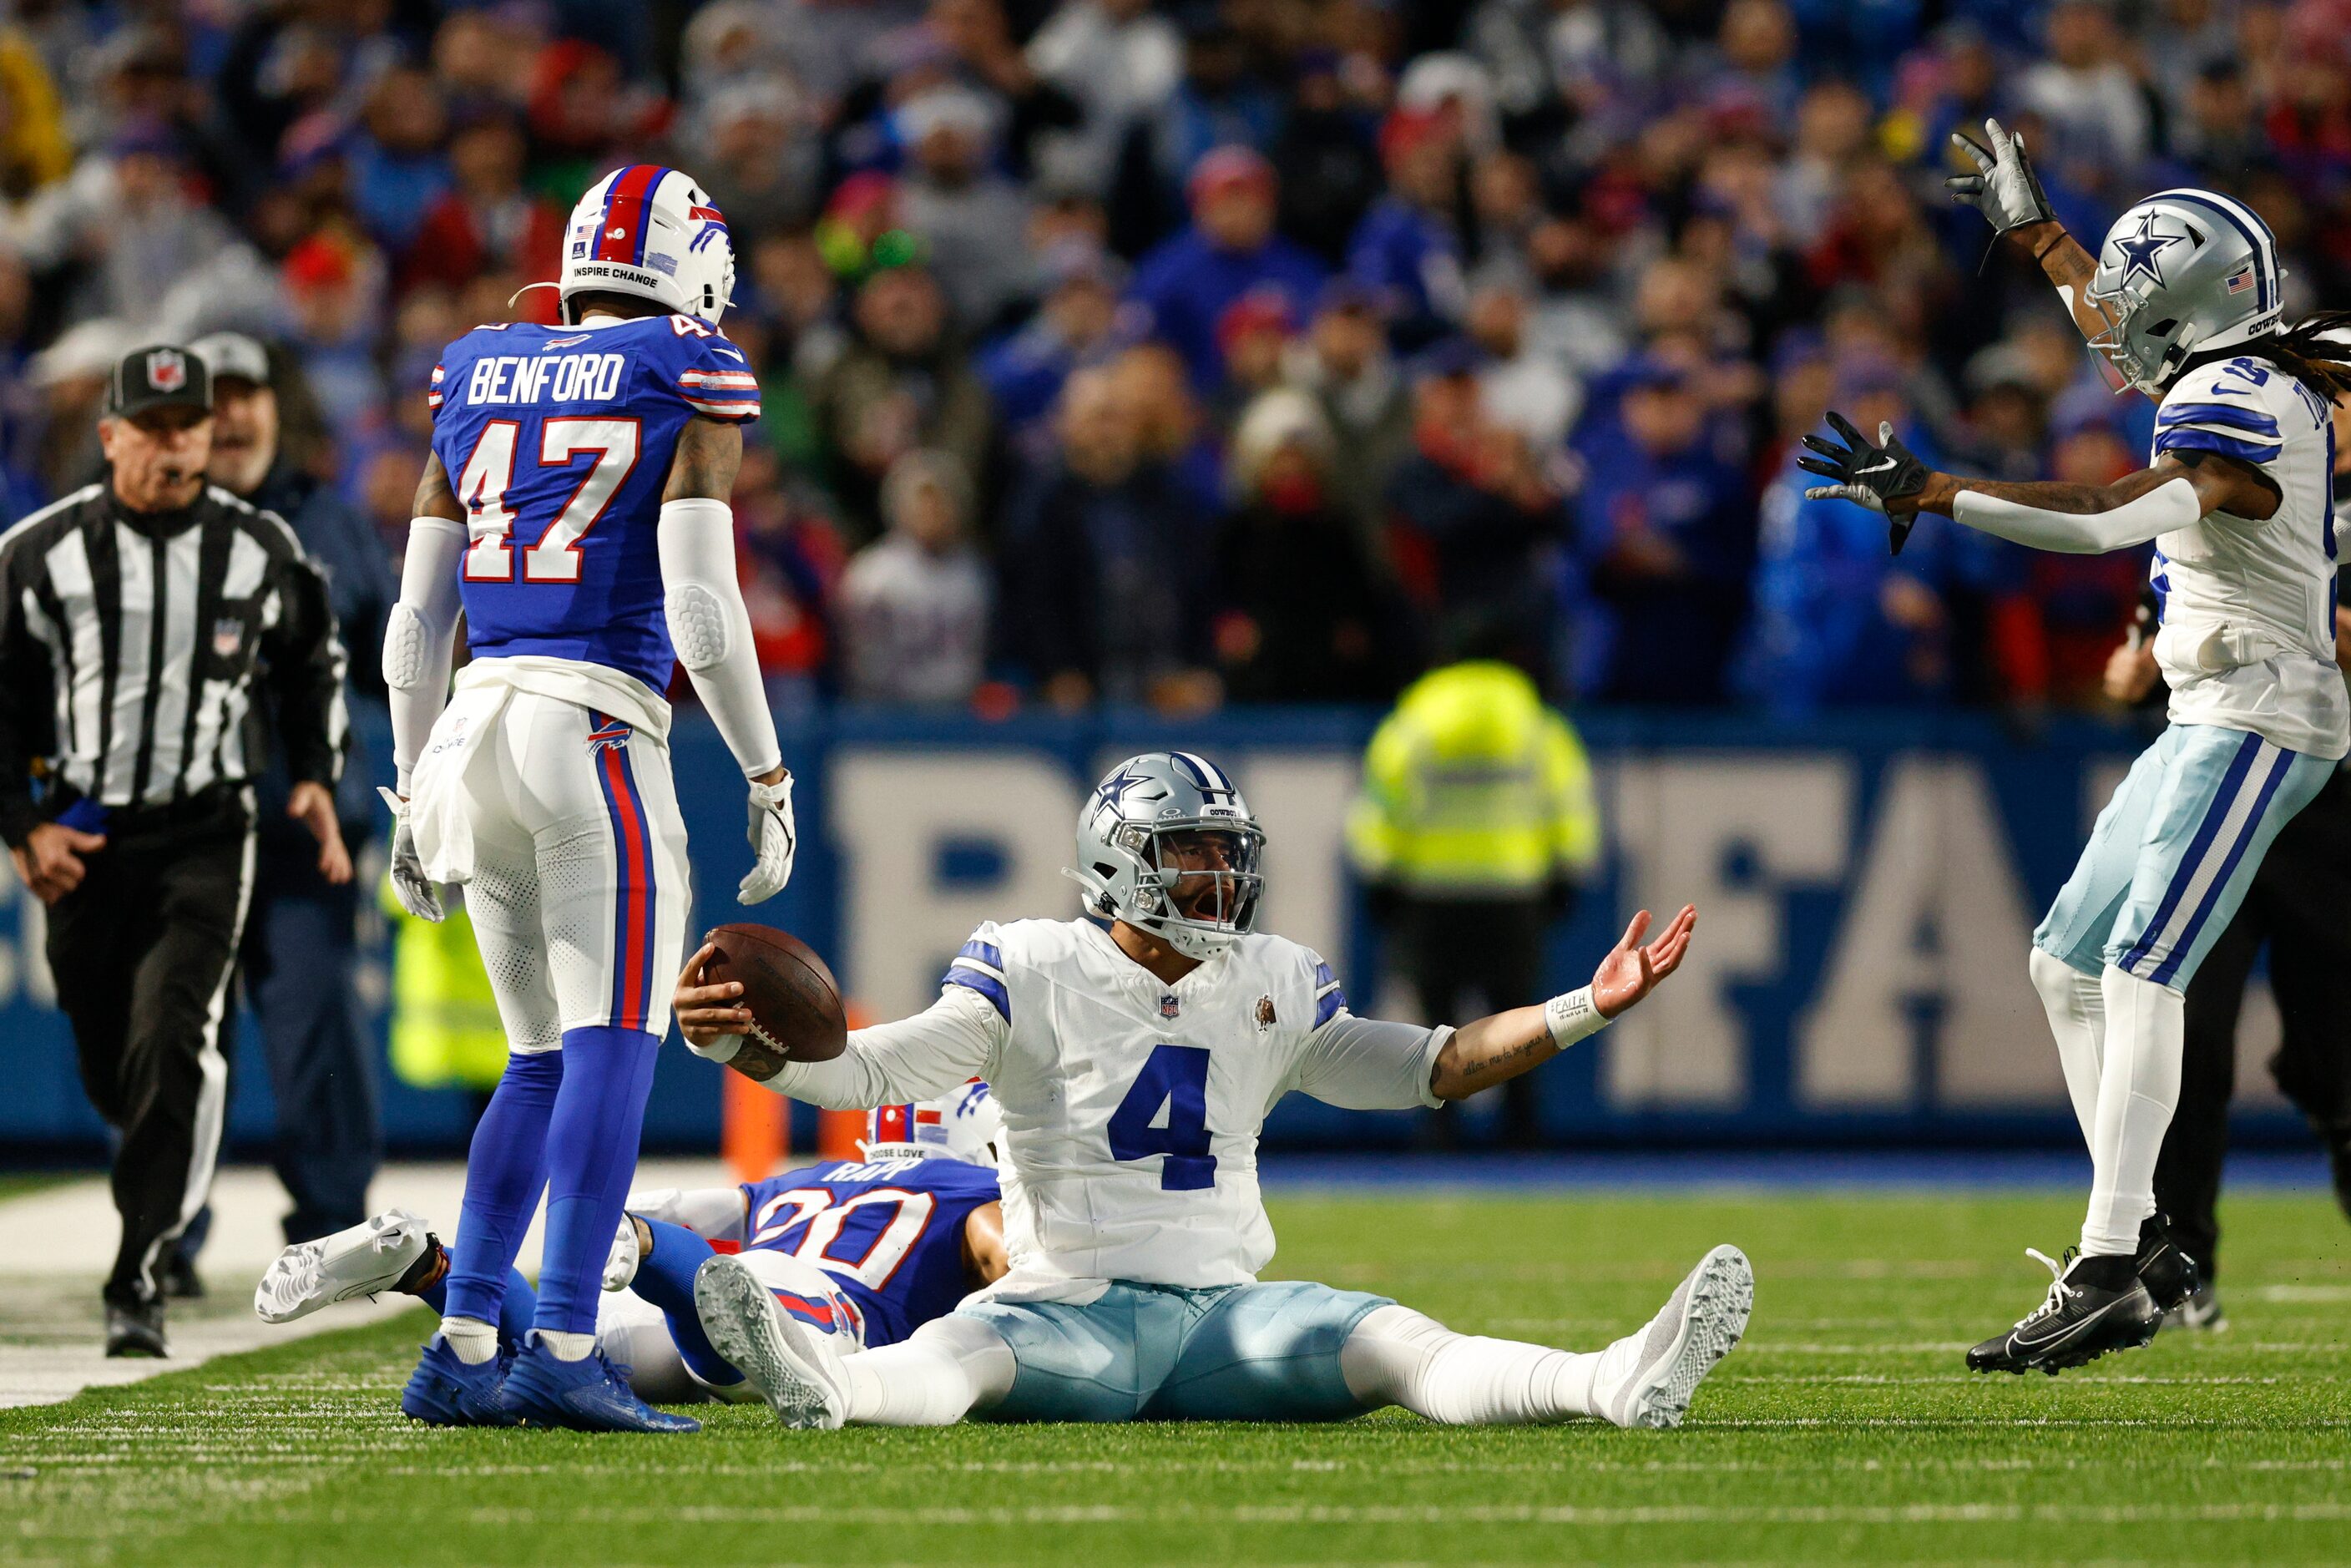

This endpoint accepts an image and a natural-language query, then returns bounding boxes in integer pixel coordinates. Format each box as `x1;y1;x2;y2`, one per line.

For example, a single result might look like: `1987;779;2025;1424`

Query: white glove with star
377;787;444;923
739;771;797;904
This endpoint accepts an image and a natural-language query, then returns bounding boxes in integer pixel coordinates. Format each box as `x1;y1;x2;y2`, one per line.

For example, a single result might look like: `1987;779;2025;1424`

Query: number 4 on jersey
461;417;642;584
1108;1044;1216;1191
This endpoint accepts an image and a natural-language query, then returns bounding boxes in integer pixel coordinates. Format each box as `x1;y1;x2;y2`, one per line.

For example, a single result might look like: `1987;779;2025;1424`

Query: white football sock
1339;1304;1605;1424
441;1315;499;1365
2082;964;2185;1257
2029;945;2107;1143
842;1315;1014;1426
541;1329;597;1362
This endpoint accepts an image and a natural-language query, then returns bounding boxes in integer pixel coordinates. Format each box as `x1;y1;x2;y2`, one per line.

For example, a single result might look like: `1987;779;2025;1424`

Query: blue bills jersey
738;1156;1001;1348
426;313;760;691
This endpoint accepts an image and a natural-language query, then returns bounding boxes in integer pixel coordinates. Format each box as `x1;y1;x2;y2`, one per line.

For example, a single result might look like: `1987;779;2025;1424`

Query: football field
4;1186;2348;1566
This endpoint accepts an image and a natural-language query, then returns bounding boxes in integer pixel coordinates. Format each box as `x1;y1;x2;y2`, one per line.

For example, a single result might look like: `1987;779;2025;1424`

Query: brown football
701;923;847;1062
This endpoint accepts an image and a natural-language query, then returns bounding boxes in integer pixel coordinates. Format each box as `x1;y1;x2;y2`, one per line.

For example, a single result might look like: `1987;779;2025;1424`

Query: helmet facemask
1126;823;1265;956
2083;275;2199;396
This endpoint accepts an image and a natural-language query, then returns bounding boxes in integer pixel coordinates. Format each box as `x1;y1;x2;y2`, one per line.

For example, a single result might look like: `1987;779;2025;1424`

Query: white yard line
0;1158;728;1409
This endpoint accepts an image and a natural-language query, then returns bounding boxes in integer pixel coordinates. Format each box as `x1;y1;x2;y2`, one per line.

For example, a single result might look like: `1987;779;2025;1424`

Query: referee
0;345;351;1358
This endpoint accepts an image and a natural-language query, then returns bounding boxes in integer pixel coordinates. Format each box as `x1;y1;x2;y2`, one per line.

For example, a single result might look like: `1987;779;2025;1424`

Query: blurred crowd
1;0;2340;716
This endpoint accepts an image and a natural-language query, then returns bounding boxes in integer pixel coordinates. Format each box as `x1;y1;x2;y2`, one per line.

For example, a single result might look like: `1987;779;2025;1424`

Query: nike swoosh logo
1858;458;1898;475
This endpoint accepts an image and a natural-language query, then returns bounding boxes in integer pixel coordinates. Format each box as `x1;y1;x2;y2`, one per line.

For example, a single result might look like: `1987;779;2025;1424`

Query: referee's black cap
107;344;212;420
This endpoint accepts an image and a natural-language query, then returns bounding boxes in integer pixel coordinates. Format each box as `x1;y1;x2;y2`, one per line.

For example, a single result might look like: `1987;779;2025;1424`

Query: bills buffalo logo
147;349;187;392
541;334;590;352
1255;994;1277;1029
1160;994;1181;1019
210;617;243;657
585;720;630;754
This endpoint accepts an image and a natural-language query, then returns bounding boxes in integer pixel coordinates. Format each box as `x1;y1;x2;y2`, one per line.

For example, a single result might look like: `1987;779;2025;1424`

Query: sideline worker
0;345;351;1357
194;331;392;1255
1347;660;1601;1146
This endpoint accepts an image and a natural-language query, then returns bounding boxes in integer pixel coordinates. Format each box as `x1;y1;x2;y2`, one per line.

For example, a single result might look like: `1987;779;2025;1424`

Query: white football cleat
603;1213;642;1292
254;1210;433;1325
694;1252;849;1430
1591;1243;1753;1429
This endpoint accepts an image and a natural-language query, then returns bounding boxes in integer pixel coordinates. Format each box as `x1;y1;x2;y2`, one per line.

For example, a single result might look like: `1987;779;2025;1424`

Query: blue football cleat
496;1338;701;1434
400;1335;519;1427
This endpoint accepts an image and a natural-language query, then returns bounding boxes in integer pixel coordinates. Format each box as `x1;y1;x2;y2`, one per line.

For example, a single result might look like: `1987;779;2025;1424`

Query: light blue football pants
2035;722;2332;992
954;1279;1393;1423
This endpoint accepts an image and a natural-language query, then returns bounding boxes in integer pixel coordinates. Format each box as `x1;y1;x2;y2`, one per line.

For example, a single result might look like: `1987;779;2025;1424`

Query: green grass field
5;1188;2348;1566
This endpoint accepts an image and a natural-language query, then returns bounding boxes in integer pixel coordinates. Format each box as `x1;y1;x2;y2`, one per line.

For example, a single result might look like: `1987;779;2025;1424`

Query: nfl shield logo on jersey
1160;994;1181;1019
147;349;187;392
210;618;242;656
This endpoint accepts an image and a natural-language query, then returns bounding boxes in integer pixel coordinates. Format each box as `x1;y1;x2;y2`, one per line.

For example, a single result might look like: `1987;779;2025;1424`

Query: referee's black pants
2158;767;2351;1282
48;790;254;1309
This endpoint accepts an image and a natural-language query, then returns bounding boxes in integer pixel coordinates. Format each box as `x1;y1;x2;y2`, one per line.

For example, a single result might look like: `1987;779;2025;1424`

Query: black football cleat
104;1300;169;1358
2135;1212;2198;1313
163;1252;205;1300
1967;1247;2161;1375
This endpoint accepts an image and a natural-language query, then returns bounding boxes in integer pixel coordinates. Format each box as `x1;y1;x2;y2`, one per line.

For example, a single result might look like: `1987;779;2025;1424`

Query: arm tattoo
725;1033;791;1084
1917;463;2184;519
413;452;461;522
663;415;743;503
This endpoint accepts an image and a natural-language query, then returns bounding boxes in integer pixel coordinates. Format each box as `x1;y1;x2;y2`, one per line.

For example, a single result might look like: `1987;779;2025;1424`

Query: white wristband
1544;987;1608;1050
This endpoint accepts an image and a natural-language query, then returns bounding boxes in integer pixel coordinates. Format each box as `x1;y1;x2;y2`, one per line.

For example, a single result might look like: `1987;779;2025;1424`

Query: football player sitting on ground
254;1084;1006;1409
677;751;1750;1433
1802;121;2351;1374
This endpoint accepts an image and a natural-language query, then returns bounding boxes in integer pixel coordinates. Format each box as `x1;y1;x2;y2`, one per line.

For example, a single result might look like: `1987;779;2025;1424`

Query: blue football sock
533;1025;659;1338
627;1218;743;1389
442;1050;564;1325
419;1267;537;1351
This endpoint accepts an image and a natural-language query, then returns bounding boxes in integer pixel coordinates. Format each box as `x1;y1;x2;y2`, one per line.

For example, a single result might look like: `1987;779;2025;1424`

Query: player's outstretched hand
1590;904;1696;1019
739;771;796;904
675;939;754;1050
377;787;442;922
1946;118;2055;237
1798;412;1932;554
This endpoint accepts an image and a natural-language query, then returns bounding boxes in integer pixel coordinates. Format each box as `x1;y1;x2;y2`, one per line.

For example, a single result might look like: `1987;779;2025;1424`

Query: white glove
739;771;796;904
1946;118;2055;236
602;1212;641;1292
377;787;444;923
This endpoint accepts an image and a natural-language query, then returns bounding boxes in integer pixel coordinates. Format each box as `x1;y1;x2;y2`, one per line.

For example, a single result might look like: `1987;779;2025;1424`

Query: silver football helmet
1066;752;1265;960
2086;189;2284;394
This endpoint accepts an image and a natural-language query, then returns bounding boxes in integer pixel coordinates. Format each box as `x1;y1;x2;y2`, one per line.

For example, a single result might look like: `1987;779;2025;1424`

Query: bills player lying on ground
678;751;1749;1432
254;1085;1006;1406
1804;120;2351;1375
380;164;801;1434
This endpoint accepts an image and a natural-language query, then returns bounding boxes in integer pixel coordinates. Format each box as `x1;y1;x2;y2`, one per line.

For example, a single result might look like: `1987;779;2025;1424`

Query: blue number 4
1106;1044;1216;1191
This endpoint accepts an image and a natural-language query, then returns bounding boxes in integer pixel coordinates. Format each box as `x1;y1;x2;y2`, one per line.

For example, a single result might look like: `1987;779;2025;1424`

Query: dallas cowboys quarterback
678;751;1751;1431
1801;120;2351;1374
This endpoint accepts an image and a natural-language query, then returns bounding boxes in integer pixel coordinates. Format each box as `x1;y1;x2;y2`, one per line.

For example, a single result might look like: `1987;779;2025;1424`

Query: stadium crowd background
0;0;2331;721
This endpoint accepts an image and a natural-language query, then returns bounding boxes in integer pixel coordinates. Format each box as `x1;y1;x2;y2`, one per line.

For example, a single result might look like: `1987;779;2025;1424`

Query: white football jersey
773;918;1448;1298
2147;354;2350;760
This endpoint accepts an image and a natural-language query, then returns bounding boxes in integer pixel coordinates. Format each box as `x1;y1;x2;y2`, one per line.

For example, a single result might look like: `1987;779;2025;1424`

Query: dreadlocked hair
2221;310;2351;403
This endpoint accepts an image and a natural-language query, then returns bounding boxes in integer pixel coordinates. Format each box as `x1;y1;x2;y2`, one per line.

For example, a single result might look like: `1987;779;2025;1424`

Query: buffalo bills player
379;165;798;1432
254;1084;1006;1410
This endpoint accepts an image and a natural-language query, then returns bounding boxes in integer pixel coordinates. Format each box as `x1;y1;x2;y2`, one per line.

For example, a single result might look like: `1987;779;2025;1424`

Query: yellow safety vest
382;879;508;1092
1346;661;1600;897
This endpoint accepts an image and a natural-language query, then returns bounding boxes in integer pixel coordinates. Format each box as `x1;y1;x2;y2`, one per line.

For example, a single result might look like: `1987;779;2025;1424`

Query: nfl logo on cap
147;349;186;392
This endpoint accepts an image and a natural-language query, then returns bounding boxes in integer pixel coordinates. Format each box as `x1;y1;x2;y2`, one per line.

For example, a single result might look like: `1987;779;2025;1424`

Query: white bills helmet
2086;189;2284;394
559;164;736;326
1065;751;1266;960
862;1080;1004;1165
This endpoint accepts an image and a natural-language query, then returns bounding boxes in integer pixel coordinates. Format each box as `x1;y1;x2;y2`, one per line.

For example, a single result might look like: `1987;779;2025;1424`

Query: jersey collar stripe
2151;189;2278;313
594;164;670;268
2116;731;2262;976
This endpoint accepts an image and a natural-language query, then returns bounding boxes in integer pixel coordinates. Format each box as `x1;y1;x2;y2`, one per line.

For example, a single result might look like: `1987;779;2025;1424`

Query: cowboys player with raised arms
1801;122;2351;1373
677;752;1752;1431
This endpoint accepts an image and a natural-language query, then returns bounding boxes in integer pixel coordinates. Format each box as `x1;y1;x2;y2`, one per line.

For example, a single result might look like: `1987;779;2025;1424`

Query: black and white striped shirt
0;482;347;844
